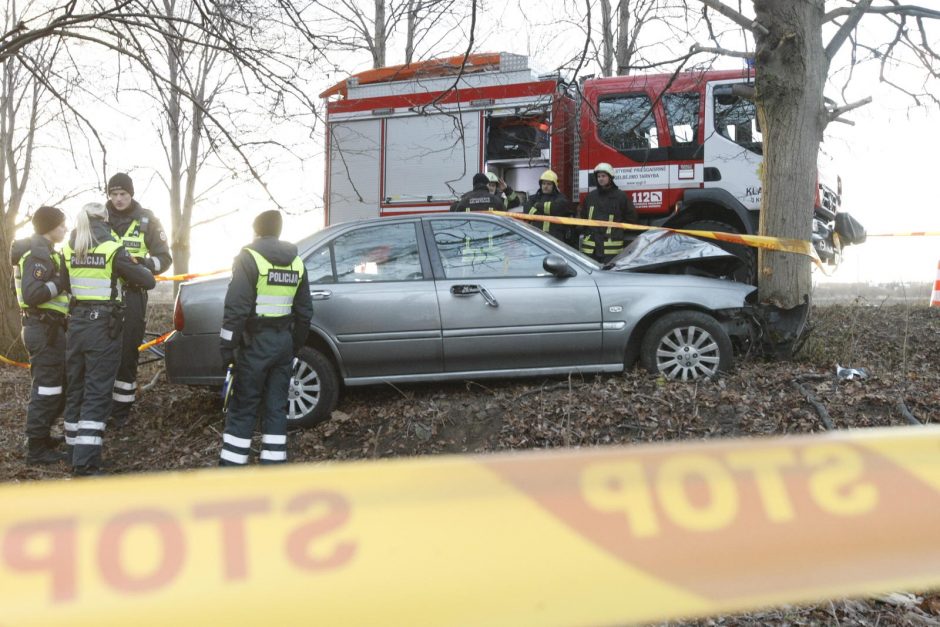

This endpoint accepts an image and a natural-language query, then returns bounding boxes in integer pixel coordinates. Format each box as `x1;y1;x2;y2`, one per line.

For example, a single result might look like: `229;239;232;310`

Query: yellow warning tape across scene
1;426;937;626
492;210;820;259
1;331;176;369
867;231;940;237
155;268;228;282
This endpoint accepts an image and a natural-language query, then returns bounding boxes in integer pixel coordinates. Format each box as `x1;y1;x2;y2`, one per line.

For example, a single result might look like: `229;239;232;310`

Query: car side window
431;219;550;279
333;223;423;283
304;246;334;284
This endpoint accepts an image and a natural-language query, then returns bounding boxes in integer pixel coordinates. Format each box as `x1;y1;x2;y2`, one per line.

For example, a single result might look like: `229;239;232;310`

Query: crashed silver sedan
166;213;760;428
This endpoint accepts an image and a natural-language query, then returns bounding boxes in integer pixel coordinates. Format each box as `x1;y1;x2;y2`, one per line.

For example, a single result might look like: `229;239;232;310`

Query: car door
426;216;603;373
303;220;442;378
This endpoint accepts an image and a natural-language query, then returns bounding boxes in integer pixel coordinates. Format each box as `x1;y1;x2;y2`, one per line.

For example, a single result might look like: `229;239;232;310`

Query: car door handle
451;284;498;307
310;290;332;300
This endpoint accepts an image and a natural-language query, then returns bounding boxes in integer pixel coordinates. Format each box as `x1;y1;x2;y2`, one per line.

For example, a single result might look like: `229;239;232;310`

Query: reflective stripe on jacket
15;251;70;314
63;240;122;303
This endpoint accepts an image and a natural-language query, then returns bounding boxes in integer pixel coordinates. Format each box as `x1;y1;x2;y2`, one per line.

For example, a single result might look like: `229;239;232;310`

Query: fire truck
321;52;847;270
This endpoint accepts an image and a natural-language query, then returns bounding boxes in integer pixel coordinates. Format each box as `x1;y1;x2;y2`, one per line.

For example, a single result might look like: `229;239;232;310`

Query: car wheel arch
623;304;725;369
305;326;345;381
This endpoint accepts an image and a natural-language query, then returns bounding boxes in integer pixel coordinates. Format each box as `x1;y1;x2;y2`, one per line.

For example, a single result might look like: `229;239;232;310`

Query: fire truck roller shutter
329;120;382;222
384;113;480;205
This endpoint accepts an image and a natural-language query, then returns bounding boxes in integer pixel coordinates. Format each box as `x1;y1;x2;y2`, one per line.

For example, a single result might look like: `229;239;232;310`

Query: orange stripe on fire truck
1;426;938;626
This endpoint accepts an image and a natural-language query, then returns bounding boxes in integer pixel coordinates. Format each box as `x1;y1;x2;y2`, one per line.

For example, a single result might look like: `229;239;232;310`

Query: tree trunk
0;217;23;360
373;0;386;68
600;0;613;77
615;0;632;74
752;0;826;308
405;0;417;65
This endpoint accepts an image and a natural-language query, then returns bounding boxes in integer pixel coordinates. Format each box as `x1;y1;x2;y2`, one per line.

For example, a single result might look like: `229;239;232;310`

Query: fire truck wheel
287;346;340;430
684;220;756;284
640;310;733;380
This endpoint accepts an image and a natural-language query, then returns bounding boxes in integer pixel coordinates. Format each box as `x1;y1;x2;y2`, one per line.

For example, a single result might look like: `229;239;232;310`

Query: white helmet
594;162;615;177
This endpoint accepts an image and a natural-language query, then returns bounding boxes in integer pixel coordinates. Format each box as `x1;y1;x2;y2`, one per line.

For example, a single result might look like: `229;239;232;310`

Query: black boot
26;438;68;465
71;465;105;477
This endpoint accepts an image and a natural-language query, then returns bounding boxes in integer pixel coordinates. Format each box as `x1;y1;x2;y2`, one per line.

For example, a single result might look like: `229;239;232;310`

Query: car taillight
173;294;185;331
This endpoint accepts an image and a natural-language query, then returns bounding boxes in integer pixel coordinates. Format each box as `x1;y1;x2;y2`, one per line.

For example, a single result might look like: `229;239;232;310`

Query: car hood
606;229;743;278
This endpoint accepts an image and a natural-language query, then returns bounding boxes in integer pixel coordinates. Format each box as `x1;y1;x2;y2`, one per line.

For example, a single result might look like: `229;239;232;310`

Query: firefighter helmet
539;170;559;185
485;172;499;184
594;162;615;178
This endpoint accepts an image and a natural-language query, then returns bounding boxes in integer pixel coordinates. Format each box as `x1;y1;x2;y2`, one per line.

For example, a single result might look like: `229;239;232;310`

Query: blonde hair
72;202;108;259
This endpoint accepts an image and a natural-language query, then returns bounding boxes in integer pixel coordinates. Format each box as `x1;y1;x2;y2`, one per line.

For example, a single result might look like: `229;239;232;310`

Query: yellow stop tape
2;426;938;626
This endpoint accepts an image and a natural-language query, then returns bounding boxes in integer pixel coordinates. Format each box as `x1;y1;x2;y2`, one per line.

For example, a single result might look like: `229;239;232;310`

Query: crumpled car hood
606;229;743;278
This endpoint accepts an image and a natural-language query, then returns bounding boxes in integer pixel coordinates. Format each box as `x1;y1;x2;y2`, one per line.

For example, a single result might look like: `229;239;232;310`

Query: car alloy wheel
640;310;733;381
288;357;321;423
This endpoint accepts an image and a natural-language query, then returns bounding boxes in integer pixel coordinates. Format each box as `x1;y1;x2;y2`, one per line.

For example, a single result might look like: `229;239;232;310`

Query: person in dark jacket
524;169;576;247
10;206;70;465
450;173;505;212
105;172;171;428
218;210;314;466
64;202;156;476
579;162;638;262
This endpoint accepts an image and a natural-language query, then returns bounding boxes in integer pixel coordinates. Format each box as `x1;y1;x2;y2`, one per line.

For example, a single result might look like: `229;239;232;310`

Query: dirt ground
1;303;938;625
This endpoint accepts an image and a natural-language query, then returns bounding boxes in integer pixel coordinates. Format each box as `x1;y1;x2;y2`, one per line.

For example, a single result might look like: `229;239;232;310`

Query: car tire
287;346;339;430
640;310;733;380
684;220;756;284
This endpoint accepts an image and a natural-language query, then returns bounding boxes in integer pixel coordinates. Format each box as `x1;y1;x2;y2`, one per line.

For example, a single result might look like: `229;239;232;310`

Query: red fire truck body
322;53;842;261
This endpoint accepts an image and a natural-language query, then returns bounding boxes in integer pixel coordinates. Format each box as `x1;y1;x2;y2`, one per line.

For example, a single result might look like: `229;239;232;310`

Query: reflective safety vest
15;251;70;314
112;216;149;259
246;248;303;317
580;207;624;257
63;240;122;303
528;201;554;233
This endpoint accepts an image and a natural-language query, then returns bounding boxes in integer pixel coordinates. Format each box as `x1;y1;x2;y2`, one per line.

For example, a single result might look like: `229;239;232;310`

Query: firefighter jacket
220;236;314;353
524;187;575;244
450;183;505;212
63;221;156;303
10;234;70;315
579;183;638;260
106;200;173;275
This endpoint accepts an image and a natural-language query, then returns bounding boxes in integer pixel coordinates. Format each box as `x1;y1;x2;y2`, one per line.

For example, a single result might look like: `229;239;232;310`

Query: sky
18;1;940;287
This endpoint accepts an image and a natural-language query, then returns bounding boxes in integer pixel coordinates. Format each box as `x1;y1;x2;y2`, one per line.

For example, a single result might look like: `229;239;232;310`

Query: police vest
15;250;70;314
246;248;303;318
63;240;122;303
112;216;149;258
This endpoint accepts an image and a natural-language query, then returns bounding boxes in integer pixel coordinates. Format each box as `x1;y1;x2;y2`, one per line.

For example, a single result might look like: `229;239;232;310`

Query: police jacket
220;236;314;352
450;183;504;212
10;234;69;311
106;200;173;275
579;183;638;260
524;187;575;244
64;221;157;300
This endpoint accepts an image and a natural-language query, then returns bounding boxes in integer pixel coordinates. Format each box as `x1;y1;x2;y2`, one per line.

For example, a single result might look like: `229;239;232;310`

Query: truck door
703;80;763;210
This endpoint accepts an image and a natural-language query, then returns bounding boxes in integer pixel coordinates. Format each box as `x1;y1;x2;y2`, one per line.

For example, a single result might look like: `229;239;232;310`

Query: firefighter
450;173;504;212
105;173;171;428
64;202;156;476
579;162;638;262
524;169;576;247
485;172;521;210
10;206;70;465
218;210;313;466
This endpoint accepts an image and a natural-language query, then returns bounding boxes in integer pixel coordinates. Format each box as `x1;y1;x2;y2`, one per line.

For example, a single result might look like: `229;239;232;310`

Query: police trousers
22;315;66;439
64;308;121;469
112;288;148;420
220;326;292;466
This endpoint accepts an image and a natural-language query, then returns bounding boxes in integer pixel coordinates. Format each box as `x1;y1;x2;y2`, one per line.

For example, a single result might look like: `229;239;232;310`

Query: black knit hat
253;210;283;237
107;173;135;196
472;173;489;187
32;206;66;235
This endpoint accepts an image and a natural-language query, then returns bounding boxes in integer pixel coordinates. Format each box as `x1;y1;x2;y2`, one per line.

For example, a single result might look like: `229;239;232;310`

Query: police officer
485;172;521;210
524;169;576;246
450;173;505;212
105;173;171;428
580;162;638;262
218;210;313;466
64;202;156;476
10;206;70;465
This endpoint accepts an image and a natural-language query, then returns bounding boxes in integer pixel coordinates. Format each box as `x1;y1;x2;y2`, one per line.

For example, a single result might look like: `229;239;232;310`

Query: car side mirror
543;254;576;278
